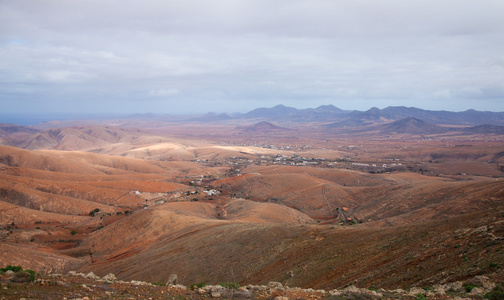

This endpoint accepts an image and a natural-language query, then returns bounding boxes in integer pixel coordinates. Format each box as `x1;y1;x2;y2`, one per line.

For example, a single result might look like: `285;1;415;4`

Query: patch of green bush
0;266;36;282
485;284;504;300
89;208;100;217
415;294;426;300
0;265;22;272
220;282;240;290
191;282;206;289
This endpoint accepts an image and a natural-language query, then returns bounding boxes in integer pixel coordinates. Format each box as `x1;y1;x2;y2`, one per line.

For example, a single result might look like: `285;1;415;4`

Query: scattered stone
85;272;99;280
432;284;447;295
343;285;359;293
81;283;93;292
447;281;464;292
1;270;501;300
408;287;425;296
268;281;283;289
369;290;383;297
169;284;187;290
472;226;488;234
103;273;117;282
56;281;69;287
130;280;149;286
470;287;485;295
209;285;225;293
474;275;495;290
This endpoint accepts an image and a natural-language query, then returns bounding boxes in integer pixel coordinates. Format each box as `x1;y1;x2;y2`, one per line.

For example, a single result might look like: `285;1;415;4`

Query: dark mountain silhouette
195;112;233;122
378;107;504;125
292;105;349;122
241;121;291;133
325;107;388;128
324;106;504;127
0;124;41;147
3;126;152;151
239;104;349;122
241;104;300;119
0;123;39;136
462;124;504;135
378;117;448;134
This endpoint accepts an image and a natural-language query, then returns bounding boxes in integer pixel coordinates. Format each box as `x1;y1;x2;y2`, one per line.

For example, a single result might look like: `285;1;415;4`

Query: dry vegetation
1;121;504;297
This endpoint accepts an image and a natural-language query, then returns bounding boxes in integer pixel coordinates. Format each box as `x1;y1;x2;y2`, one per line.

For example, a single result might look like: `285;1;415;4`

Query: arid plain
1;106;504;291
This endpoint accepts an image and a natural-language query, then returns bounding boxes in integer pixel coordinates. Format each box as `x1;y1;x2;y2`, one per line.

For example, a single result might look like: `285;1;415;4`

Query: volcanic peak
242;121;290;132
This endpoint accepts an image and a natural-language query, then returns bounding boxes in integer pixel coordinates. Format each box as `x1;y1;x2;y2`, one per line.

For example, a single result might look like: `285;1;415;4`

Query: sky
1;0;504;117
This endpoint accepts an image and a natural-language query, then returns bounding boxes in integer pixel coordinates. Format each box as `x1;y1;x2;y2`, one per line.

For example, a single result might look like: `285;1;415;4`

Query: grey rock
409;287;425;296
268;282;283;289
343;285;360;293
470;287;485;295
84;272;99;280
103;273;117;282
166;274;178;285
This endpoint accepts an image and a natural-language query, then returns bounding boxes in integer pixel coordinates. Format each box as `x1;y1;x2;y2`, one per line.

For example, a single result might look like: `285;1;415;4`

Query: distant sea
0;114;126;126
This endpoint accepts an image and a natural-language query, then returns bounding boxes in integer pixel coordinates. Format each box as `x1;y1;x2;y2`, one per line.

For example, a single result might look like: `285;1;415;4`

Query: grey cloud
0;0;503;114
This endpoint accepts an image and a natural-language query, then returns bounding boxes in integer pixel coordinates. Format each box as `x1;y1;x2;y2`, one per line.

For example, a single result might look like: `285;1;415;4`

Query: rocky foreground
1;269;503;299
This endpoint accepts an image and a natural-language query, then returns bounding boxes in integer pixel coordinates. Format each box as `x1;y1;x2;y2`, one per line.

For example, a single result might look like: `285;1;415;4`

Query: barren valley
1;106;504;298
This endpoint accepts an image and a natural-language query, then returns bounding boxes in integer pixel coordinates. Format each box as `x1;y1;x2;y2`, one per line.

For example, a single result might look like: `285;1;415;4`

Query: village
193;151;406;174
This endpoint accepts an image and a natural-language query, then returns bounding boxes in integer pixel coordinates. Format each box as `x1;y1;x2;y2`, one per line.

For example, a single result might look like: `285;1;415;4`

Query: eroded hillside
1;122;504;291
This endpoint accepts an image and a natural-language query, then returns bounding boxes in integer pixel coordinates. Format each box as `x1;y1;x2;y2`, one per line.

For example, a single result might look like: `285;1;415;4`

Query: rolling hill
1;116;504;292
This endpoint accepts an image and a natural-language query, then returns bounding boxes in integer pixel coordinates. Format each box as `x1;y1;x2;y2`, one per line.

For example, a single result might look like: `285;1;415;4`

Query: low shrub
1;266;36;282
220;282;240;290
89;208;100;217
191;282;206;289
0;265;22;273
10;271;33;283
485;284;504;300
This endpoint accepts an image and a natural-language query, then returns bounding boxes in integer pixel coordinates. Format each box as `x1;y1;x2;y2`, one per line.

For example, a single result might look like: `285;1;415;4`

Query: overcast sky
1;0;503;116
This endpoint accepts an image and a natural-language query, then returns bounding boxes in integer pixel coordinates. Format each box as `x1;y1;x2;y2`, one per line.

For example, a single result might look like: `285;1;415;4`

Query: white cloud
148;88;180;97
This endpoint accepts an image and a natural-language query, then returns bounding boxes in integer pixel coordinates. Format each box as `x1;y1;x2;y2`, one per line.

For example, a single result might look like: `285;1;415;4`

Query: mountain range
1;105;504;291
233;105;504;126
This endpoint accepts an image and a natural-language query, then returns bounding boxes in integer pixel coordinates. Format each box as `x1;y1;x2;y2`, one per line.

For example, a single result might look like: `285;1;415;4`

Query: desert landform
1;105;504;298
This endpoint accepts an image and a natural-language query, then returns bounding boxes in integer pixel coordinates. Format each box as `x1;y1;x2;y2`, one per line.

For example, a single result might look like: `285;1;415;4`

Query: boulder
103;273;117;282
268;282;283;289
408;287;425;296
343;285;360;293
166;274;178;285
470;287;485;295
446;281;463;292
84;272;99;280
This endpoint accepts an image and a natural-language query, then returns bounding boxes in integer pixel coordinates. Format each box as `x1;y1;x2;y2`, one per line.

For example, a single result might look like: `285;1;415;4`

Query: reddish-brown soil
1;122;504;291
